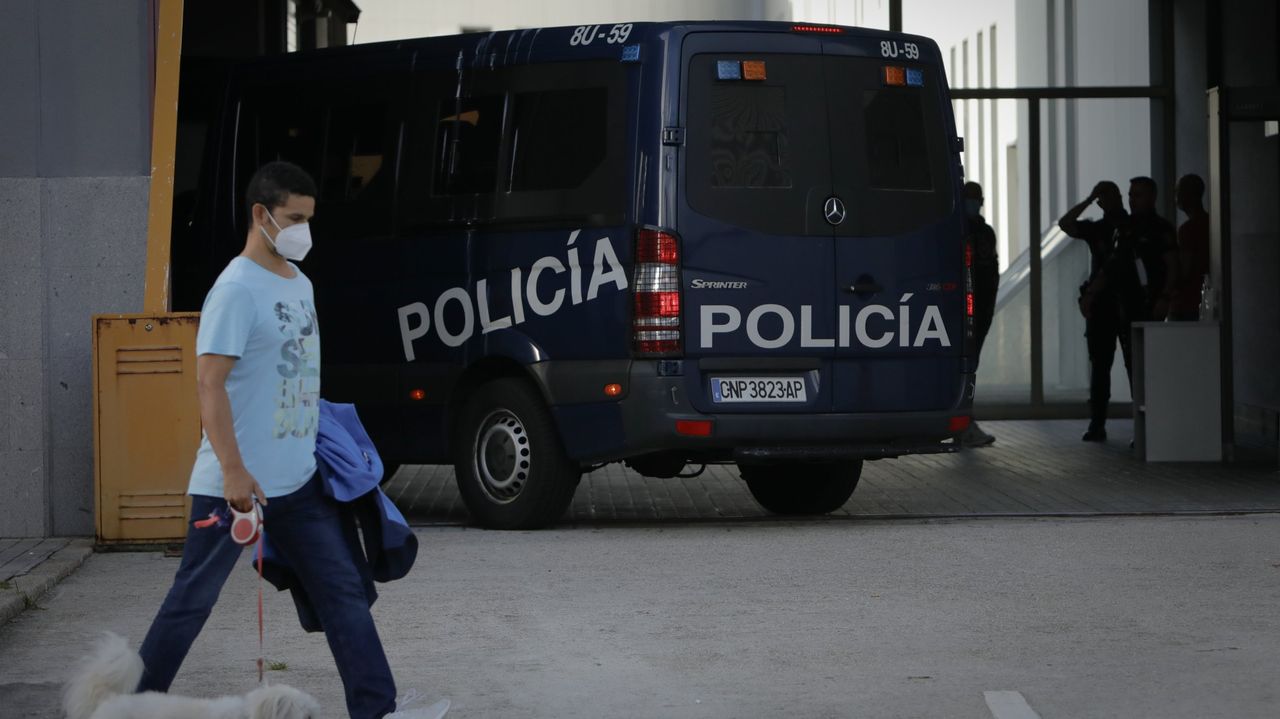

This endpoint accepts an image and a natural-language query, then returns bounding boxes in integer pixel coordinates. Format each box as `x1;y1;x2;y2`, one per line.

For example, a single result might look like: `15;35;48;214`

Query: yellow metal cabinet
93;313;200;542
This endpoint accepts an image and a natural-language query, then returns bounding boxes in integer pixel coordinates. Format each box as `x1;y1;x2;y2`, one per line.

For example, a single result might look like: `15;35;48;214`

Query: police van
173;21;975;529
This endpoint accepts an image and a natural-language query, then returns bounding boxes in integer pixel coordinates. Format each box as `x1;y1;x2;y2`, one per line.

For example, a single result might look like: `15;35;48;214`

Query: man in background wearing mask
1059;181;1125;441
135;162;448;719
962;182;998;447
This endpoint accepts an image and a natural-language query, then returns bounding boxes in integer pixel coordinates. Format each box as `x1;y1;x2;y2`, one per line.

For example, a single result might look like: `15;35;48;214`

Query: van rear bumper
618;397;966;461
546;360;974;464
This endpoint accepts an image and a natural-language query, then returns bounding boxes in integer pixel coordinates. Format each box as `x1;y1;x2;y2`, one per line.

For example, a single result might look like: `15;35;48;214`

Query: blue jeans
138;476;398;718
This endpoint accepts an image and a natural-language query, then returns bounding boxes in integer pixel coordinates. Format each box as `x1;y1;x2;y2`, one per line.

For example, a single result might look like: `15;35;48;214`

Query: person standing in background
1168;174;1210;321
962;182;998;447
1059;181;1126;442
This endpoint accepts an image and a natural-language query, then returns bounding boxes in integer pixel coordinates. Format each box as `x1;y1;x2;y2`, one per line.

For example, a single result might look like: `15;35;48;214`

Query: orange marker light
409;388;426;401
883;66;906;86
742;60;767;80
604;383;623;397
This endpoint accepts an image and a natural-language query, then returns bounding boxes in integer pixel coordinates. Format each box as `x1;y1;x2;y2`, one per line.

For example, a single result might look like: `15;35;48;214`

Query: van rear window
708;85;791;189
864;89;932;191
687;54;830;237
687;53;953;237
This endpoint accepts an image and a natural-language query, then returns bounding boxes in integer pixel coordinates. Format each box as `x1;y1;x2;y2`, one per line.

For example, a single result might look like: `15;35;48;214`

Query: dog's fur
63;633;319;719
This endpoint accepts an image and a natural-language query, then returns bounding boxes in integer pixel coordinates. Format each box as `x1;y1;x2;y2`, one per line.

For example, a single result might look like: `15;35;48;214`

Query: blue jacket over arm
256;400;418;632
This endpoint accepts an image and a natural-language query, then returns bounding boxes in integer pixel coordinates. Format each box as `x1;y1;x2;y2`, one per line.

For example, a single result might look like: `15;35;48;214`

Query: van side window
434;96;504;195
326;102;391;201
863;89;932;191
315;95;398;242
255;107;325;182
233;93;325;232
708;85;791;189
508;87;608;192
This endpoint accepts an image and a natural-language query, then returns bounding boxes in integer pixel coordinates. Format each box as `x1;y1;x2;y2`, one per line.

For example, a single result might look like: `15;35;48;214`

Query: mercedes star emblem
824;196;846;226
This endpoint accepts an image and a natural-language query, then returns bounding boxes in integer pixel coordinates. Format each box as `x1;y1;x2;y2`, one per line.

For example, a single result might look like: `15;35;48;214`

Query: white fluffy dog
63;633;320;719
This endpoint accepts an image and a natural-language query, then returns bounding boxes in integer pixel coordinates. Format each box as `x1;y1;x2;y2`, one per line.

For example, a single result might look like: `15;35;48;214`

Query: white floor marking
984;690;1043;719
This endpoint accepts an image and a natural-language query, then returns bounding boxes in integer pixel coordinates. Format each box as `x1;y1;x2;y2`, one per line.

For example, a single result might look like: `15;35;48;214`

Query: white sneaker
387;698;450;719
962;422;996;447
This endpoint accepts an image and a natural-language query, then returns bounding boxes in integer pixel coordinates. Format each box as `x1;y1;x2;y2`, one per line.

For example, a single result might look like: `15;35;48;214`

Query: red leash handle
256;530;265;684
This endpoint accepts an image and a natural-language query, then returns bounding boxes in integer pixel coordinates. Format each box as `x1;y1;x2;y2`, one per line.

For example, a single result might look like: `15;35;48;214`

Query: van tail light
963;235;977;367
964;240;976;321
633;227;683;356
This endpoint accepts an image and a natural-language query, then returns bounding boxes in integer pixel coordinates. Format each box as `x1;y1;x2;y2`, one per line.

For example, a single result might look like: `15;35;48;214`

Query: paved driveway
388;420;1280;525
3;515;1279;718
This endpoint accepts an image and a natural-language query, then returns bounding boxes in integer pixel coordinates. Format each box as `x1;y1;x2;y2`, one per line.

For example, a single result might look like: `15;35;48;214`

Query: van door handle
845;282;884;294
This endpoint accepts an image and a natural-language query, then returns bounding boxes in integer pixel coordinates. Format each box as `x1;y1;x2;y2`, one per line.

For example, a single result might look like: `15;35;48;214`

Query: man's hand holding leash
223;464;267;513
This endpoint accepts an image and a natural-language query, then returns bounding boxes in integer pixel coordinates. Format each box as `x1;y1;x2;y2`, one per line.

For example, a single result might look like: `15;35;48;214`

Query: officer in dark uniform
963;182;998;447
1108;176;1179;325
1077;177;1178;442
1059;181;1125;441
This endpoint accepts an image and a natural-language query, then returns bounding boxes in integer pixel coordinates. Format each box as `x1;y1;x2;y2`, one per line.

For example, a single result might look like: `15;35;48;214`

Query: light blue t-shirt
188;257;321;498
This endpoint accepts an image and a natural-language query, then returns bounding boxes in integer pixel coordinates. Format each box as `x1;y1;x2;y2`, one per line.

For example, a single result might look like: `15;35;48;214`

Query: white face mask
259;209;313;261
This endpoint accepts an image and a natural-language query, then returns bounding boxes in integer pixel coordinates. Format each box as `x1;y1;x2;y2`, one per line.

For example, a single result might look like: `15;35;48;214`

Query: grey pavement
3;515;1280;718
0;538;92;627
390;420;1280;525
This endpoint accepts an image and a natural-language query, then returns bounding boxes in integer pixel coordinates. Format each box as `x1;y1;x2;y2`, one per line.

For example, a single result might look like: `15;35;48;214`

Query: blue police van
173;21;975;529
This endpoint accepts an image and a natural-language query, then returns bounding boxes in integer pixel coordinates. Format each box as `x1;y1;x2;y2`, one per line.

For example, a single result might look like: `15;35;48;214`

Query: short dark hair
1129;176;1158;195
1178;173;1205;199
1094;180;1120;197
245;161;317;218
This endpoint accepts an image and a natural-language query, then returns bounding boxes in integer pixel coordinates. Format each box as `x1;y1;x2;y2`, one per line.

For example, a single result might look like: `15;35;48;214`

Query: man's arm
197;353;267;511
1058;191;1098;237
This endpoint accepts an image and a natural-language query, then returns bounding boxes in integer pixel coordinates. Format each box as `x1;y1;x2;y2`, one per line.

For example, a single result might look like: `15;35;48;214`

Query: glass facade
902;0;1161;414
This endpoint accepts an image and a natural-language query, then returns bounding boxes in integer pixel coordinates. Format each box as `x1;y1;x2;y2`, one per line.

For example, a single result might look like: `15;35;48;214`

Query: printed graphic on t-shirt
273;299;320;439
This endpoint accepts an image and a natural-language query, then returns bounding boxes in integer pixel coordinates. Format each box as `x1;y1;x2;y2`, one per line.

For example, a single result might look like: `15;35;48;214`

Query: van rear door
822;40;966;413
679;34;837;414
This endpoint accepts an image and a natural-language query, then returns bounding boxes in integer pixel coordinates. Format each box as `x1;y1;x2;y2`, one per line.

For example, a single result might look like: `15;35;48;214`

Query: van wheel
739;461;863;515
454;378;581;529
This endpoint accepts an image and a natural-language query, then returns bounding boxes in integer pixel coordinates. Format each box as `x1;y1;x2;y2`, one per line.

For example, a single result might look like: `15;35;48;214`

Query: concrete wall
0;0;152;537
1172;0;1209;193
1220;0;1280;449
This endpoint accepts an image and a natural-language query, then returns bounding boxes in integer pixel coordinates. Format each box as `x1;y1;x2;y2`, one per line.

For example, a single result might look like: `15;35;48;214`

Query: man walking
136;161;447;719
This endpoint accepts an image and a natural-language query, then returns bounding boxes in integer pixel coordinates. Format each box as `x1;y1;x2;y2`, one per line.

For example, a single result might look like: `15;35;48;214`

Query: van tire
454;378;581;529
740;461;863;515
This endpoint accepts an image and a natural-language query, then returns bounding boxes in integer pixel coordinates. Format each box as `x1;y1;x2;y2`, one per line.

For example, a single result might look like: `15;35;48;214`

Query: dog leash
255;532;265;683
194;501;266;683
